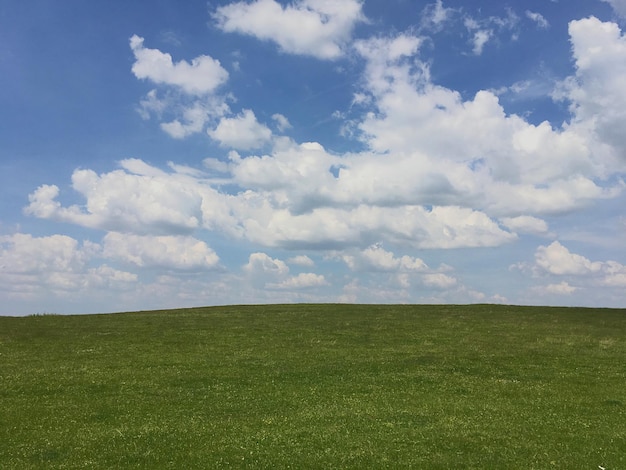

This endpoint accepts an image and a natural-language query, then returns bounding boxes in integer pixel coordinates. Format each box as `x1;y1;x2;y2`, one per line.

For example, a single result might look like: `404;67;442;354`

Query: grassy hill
1;304;625;468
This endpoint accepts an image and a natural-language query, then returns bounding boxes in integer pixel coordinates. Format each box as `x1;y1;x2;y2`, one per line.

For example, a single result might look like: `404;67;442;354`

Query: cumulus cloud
208;109;273;150
421;273;457;289
341;244;427;272
0;233;93;274
228;140;338;207
130;35;228;95
27;21;626;253
243;252;289;277
131;38;231;139
519;241;626;290
353;31;622;217
500;216;549;235
267;272;328;289
236;204;517;250
242;252;319;291
213;0;365;60
103;233;219;271
540;281;578;295
555;17;626;163
160;102;214;139
535;241;602;275
25;163;205;235
241;252;328;292
339;244;458;291
0;234;136;297
122;20;626;254
25;155;517;250
23;19;626;279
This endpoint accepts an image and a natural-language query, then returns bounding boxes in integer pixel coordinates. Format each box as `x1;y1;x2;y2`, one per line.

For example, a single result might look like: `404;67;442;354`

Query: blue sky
1;0;626;315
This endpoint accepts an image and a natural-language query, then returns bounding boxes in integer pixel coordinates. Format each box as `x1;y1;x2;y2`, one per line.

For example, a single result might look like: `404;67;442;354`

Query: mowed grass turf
1;304;625;469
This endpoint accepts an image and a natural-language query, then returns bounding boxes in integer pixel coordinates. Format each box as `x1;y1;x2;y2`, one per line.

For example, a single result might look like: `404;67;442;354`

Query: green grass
1;304;625;469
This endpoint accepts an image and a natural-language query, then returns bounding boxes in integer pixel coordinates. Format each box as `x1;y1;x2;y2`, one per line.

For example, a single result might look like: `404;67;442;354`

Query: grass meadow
1;304;625;468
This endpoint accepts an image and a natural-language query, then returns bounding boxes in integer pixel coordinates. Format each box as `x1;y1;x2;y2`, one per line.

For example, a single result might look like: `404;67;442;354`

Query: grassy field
1;304;625;469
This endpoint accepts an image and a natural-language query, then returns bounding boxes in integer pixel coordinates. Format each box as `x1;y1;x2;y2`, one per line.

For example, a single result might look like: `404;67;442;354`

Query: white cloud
353;31;622;217
23;20;626;272
103;233;219;271
10;2;626;315
228;140;338;208
491;8;520;33
242;252;295;291
339;244;458;291
243;252;289;277
138;89;168;119
29;18;626;255
529;241;626;289
287;255;315;266
208;109;273;150
0;233;93;274
272;113;292;131
492;79;556;105
124;24;626;255
602;264;626;287
555;17;626;163
601;0;626;18
24;184;64;220
131;40;231;138
525;10;549;29
233;204;517;250
342;244;427;272
338;279;359;303
396;273;410;288
421;272;457;289
463;9;520;55
167;162;208;178
160;103;212;139
500;216;549;235
213;0;365;60
24;156;518;250
421;0;455;32
354;34;422;87
470;29;492;55
541;282;578;295
268;272;328;289
336;272;470;303
203;157;231;174
25;163;206;235
130;35;228;95
535;241;602;275
0;234;136;298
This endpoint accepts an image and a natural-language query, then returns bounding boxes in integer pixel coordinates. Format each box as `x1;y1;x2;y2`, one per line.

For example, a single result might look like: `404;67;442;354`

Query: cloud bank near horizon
2;0;626;314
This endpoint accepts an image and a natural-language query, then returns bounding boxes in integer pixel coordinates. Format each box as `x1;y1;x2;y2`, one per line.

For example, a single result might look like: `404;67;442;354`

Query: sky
1;0;626;315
